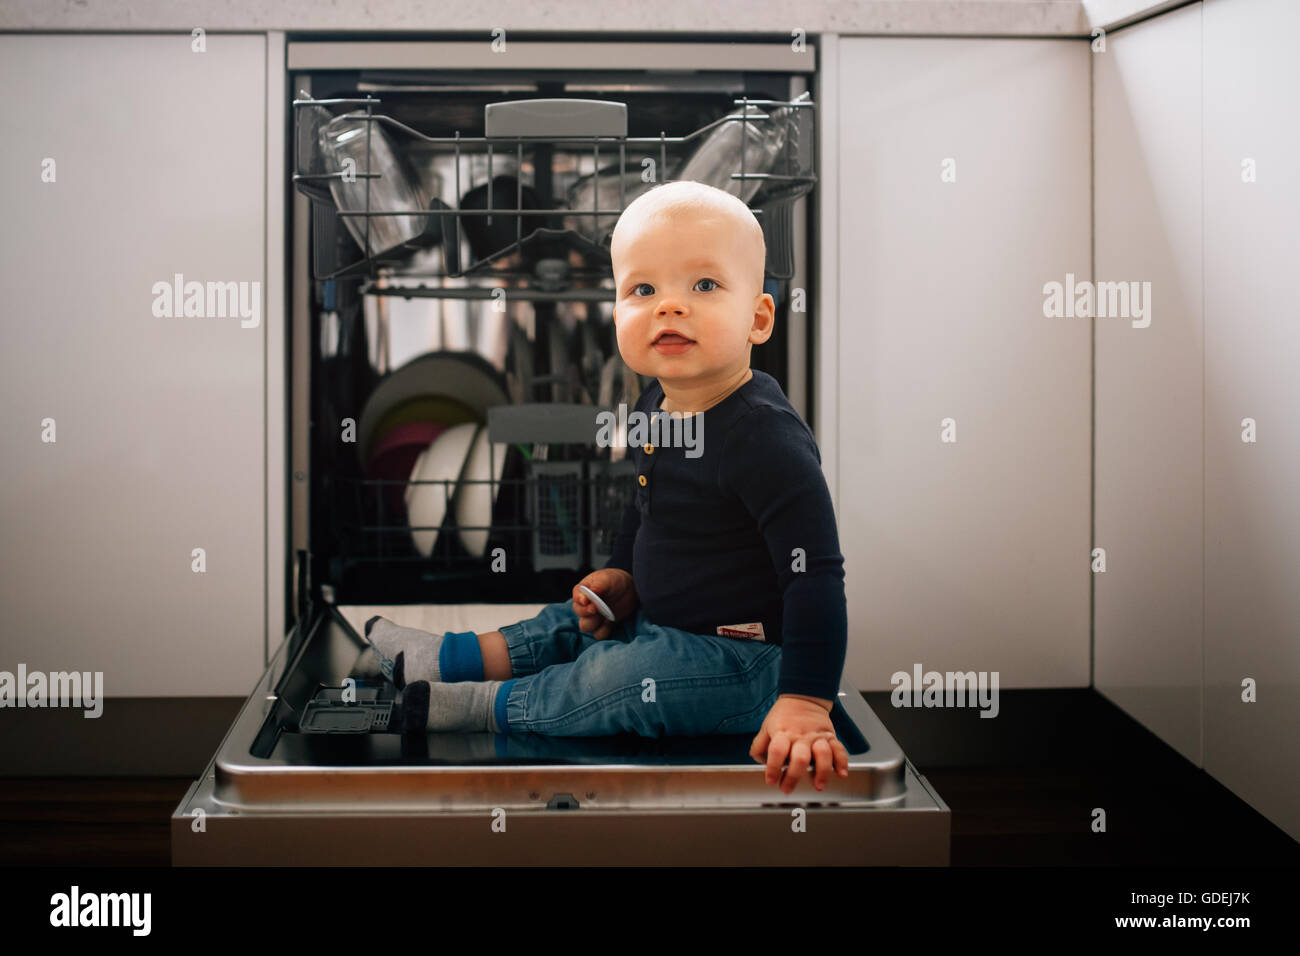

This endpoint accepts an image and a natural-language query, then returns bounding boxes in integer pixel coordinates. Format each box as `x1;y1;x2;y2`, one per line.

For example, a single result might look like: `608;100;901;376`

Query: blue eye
695;278;717;292
632;283;654;297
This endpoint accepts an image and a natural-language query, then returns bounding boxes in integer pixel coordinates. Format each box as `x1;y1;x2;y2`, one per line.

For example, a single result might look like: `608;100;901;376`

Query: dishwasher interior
172;46;950;865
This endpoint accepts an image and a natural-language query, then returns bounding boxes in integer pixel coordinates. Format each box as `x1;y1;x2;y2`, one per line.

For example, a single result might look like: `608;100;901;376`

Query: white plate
405;422;478;558
456;426;509;558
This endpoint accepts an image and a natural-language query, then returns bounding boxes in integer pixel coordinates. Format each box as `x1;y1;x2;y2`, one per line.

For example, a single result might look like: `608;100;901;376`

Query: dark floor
1;689;1296;866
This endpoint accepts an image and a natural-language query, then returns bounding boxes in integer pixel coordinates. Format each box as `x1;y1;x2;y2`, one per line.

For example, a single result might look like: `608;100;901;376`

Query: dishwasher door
171;599;949;865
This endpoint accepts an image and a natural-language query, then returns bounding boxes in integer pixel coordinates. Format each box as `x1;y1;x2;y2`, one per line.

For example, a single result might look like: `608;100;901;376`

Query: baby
366;180;850;794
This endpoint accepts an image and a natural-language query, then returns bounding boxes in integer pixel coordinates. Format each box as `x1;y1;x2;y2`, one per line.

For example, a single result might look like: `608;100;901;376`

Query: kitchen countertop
0;0;1189;37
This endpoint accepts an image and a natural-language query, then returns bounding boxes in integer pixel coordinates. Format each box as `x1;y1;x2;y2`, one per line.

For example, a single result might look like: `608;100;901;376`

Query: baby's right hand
572;569;638;640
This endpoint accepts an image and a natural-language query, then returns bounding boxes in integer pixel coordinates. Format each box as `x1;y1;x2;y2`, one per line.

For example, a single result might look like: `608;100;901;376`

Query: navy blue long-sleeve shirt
603;369;847;702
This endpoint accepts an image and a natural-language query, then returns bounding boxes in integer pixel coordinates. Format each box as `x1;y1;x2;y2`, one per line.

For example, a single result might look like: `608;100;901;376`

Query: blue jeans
495;599;782;738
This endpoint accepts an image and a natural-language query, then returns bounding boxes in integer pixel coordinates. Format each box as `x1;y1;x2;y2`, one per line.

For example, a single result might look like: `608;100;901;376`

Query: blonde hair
610;181;766;291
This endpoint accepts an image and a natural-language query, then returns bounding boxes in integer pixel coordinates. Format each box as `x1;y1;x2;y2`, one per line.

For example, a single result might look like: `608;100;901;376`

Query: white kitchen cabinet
1201;0;1300;841
1086;0;1299;842
828;37;1092;691
1093;3;1204;766
0;34;271;695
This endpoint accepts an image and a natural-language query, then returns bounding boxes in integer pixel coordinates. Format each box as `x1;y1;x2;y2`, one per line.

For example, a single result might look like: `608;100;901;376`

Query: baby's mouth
653;333;694;345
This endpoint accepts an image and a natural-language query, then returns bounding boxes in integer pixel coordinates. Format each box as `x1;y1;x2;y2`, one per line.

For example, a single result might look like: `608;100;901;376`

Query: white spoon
577;584;616;621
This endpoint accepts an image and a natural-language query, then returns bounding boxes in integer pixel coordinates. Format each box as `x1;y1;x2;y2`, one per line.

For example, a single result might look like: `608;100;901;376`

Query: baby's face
611;209;772;391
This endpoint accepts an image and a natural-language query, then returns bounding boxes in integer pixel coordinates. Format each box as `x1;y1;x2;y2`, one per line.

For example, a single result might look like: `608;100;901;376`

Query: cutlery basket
526;460;586;571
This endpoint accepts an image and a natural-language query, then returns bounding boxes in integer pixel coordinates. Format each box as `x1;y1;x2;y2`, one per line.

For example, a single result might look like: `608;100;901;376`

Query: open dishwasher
171;40;949;865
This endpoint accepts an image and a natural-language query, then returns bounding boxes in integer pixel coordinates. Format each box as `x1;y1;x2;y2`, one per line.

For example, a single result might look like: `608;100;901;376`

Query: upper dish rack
291;93;816;294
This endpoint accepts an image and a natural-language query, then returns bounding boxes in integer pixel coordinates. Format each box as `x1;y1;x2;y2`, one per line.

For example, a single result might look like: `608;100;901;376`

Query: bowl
563;164;656;245
458;175;543;264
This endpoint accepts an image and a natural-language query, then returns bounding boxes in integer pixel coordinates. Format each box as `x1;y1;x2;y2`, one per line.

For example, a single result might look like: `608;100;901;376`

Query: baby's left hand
750;694;851;794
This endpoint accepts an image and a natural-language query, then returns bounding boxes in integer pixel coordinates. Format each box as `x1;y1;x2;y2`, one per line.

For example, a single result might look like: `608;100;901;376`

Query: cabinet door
0;34;266;695
834;38;1092;689
1203;0;1300;842
1093;3;1204;766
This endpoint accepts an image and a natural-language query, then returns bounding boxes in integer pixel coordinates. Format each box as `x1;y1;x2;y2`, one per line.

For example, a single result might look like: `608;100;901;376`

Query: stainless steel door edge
210;604;910;812
173;761;948;866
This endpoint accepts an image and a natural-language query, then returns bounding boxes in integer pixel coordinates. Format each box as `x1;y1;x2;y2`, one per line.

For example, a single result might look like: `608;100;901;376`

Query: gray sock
402;680;504;734
364;615;446;688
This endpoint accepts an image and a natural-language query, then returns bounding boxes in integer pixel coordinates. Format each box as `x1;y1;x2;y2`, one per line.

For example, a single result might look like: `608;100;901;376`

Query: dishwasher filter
298;684;394;734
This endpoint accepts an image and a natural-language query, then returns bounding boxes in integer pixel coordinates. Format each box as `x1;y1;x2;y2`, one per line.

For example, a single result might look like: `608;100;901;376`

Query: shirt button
638;475;647;487
643;444;654;454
